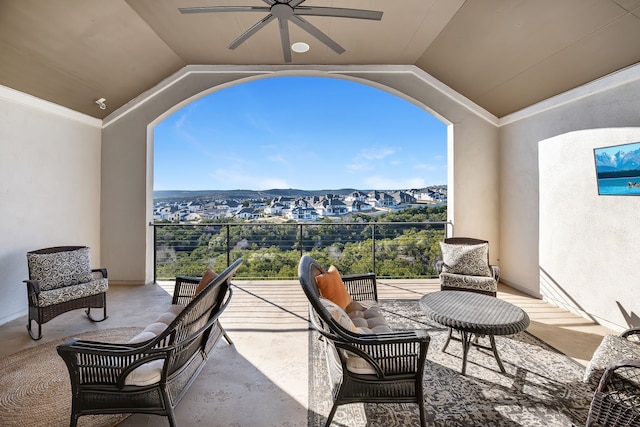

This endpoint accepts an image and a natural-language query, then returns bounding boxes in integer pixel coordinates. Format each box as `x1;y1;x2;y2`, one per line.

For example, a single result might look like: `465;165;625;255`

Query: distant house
286;206;318;221
315;197;348;217
235;207;260;220
264;202;286;215
273;196;296;208
344;190;368;202
184;212;201;222
390;190;417;205
346;199;372;213
366;190;395;208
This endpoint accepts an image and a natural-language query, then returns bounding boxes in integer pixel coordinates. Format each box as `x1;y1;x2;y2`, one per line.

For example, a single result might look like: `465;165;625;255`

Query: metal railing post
226;224;231;267
153;224;157;283
299;223;303;258
372;223;376;275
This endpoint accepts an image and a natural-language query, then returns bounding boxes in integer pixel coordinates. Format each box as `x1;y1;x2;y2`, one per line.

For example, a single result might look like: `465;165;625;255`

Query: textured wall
500;73;640;331
0;91;101;323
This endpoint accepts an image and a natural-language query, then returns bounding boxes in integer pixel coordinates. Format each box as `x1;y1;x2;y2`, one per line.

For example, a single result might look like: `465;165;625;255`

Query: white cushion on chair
123;305;186;386
124;360;164;386
319;297;357;332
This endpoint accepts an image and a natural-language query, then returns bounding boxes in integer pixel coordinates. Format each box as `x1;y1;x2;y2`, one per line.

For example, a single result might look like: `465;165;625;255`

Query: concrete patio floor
0;279;617;426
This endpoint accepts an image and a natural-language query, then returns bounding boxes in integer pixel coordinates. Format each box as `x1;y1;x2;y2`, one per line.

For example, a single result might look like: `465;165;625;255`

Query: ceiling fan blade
289;15;345;54
278;17;292;63
295;7;383;21
179;6;271;14
228;14;276;50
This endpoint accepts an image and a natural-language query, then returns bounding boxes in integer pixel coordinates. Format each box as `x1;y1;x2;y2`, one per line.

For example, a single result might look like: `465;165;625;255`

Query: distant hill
153;188;362;201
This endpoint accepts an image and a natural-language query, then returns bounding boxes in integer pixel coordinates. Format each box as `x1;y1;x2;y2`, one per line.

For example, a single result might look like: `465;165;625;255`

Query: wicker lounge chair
56;258;243;427
24;246;108;340
298;255;431;427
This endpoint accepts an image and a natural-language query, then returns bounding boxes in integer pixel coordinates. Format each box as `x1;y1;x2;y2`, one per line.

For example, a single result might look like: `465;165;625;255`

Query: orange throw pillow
316;265;352;310
195;268;219;295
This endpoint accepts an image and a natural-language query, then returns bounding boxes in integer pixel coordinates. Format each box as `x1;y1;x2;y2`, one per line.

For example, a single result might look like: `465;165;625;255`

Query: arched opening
153;75;447;194
149;75;448;279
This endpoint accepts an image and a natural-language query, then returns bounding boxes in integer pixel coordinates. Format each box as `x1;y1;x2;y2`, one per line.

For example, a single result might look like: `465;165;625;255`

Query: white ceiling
1;0;639;119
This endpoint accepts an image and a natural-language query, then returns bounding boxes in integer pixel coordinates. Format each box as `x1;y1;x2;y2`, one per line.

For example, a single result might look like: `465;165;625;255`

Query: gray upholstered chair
436;237;499;297
24;246;108;340
584;327;640;426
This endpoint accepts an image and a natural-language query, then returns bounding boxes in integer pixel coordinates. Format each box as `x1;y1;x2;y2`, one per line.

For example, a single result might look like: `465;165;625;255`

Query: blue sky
154;76;447;191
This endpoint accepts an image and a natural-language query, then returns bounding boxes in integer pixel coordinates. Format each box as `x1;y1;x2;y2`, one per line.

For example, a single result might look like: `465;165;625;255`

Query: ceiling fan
179;0;383;63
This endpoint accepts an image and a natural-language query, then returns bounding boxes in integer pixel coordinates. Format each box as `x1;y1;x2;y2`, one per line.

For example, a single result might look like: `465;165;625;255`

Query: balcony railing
151;221;452;281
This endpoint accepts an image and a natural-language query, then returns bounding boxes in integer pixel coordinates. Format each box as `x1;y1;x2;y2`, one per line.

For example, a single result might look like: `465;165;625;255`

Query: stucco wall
0;89;101;323
101;66;501;284
499;73;640;331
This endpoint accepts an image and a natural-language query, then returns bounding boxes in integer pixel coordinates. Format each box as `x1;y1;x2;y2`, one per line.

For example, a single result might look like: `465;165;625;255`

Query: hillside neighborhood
154;186;447;223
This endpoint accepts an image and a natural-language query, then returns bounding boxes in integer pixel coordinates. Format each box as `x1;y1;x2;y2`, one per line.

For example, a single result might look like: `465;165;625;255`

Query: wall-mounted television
594;141;640;195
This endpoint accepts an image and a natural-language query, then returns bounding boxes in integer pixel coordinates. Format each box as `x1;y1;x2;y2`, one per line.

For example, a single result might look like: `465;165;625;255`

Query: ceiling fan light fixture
291;42;309;53
179;1;383;63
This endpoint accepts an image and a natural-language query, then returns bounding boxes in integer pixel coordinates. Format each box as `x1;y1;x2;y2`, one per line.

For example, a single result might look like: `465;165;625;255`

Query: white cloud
267;154;290;167
363;175;425;190
360;147;395;160
414;163;438;171
347;146;396;171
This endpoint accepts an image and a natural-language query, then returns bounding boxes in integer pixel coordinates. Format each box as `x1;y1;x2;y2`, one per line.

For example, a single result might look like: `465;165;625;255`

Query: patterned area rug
0;327;142;427
308;299;596;427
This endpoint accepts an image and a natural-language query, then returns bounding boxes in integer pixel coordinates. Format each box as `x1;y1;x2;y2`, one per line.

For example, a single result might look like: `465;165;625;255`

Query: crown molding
0;84;101;128
500;62;640;126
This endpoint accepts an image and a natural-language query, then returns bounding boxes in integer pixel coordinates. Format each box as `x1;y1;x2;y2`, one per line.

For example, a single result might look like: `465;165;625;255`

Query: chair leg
86;296;108;322
417;381;427;427
166;409;177;427
27;318;42;340
86;306;108;322
418;403;427;427
218;320;233;345
442;328;453;351
325;403;339;427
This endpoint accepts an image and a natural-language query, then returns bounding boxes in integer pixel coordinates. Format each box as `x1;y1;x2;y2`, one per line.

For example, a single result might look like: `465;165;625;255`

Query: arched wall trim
100;65;501;286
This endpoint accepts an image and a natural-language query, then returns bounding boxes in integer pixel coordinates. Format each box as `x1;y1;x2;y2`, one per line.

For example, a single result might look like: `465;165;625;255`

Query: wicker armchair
298;255;431;427
585;327;640;426
56;258;243;427
436;237;499;297
25;246;108;340
586;359;640;426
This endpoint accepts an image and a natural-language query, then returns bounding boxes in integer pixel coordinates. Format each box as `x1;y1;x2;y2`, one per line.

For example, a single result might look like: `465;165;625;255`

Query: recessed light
291;42;310;53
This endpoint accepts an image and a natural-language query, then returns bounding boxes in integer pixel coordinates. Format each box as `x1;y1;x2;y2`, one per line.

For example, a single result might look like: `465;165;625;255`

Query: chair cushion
439;272;497;293
338;301;394;375
27;247;94;291
316;265;353;310
346;301;393;334
36;278;108;307
124;305;185;386
319;297;357;332
440;242;492;277
195;268;218;295
584;334;640;385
